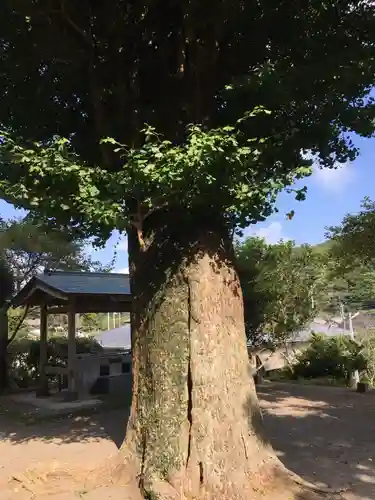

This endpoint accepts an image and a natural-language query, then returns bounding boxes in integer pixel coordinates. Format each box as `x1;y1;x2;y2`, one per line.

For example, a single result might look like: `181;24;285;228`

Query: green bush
291;333;368;382
7;335;102;388
359;331;375;386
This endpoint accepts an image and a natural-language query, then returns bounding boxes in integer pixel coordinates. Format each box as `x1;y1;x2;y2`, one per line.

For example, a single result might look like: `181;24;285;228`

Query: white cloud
301;150;355;193
243;221;289;244
313;163;354;193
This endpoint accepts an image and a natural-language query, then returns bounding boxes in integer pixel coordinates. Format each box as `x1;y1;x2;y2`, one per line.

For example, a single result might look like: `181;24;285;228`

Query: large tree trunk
0;306;8;393
114;208;294;500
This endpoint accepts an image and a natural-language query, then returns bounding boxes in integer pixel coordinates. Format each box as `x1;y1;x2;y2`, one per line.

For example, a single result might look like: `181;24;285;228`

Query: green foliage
0;3;374;238
295;235;375;316
237;238;325;345
328;197;375;268
0;120;312;241
324;266;375;314
238;234;375;347
357;330;375;386
7;307;30;338
291;334;367;381
80;313;101;333
323;205;375;312
8;335;102;389
0;217;108;285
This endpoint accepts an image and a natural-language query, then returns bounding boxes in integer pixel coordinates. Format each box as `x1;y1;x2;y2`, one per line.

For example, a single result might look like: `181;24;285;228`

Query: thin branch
7;305;31;346
60;0;93;48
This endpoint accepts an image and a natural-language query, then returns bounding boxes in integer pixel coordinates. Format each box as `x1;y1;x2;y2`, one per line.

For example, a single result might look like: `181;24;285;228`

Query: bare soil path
258;383;375;500
0;383;374;499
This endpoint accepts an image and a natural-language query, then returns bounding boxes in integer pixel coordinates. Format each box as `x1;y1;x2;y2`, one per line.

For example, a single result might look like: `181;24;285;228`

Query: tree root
89;451;349;500
281;464;348;496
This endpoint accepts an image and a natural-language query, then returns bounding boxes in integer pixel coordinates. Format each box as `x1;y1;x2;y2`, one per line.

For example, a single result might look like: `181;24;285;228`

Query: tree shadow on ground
255;382;375;500
0;396;130;448
1;382;375;500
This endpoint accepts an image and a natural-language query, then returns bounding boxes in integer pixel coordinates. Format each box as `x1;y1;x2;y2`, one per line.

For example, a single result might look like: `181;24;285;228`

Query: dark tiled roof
39;271;130;295
11;270;131;308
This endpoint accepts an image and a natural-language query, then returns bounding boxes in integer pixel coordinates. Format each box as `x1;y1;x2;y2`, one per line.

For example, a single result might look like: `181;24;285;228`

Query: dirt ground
0;383;374;499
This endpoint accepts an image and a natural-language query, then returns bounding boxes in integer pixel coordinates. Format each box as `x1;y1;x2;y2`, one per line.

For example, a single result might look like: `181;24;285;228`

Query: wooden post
36;304;48;397
67;301;77;398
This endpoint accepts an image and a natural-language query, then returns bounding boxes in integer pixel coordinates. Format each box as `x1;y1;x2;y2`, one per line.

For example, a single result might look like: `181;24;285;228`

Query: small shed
12;270;132;399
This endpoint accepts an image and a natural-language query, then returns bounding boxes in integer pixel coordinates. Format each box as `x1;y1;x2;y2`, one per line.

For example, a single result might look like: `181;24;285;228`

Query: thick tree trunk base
2;453;344;500
83;452;342;500
79;213;347;500
94;211;345;500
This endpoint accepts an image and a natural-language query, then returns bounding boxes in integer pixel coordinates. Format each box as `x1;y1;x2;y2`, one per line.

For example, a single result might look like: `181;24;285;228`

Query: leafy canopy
237;238;326;346
0;119;313;241
0;2;374;238
328;197;375;268
0;216;111;291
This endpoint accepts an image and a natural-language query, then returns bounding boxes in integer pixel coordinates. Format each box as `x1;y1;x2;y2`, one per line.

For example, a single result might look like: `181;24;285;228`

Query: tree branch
7;305;31;346
60;0;93;48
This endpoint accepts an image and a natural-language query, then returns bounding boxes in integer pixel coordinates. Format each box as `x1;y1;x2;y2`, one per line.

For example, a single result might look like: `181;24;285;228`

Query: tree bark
117;207;288;500
0;306;8;393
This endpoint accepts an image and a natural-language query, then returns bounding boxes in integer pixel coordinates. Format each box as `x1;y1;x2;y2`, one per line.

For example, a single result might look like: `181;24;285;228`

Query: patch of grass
265;375;347;388
0;392;131;426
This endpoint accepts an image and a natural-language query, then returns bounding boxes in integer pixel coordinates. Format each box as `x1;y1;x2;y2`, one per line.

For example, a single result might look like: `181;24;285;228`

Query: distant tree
324;265;375;316
0;217;113;391
326;202;375;313
237;238;325;347
327;198;375;268
0;217;109;291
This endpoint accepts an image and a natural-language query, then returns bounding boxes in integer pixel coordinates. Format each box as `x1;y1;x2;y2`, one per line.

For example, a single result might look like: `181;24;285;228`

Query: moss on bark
122;208;272;499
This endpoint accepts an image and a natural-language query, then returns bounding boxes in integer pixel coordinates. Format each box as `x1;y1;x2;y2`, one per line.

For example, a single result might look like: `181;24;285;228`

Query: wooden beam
17;282;68;307
67;301;77;396
36;304;48;397
47;301;132;314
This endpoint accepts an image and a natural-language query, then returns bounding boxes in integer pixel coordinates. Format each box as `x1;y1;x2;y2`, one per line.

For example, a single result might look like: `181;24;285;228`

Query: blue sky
244;135;375;245
1;135;374;271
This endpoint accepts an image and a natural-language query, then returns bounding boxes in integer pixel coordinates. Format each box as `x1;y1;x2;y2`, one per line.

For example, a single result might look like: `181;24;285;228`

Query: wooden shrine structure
12;270;132;399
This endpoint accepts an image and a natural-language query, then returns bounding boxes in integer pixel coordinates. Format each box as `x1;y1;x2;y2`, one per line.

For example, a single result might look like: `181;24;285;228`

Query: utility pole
348;313;354;341
340;302;346;332
348;310;360;386
348;311;360;340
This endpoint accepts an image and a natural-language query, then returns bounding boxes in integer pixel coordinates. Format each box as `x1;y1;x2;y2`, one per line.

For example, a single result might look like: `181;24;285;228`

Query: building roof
247;320;345;349
12;270;132;313
293;321;345;342
37;271;131;295
95;324;131;350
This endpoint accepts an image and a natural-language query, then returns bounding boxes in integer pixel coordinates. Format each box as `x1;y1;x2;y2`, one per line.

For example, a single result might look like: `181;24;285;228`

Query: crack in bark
186;277;193;469
138;430;148;492
199;462;204;485
241;432;249;461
